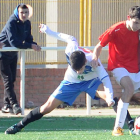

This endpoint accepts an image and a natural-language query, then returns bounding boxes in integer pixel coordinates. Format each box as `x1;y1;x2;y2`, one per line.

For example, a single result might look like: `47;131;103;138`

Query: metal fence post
20;51;25;115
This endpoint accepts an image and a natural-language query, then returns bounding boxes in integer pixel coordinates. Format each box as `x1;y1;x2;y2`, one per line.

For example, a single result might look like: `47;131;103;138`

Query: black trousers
0;55;18;106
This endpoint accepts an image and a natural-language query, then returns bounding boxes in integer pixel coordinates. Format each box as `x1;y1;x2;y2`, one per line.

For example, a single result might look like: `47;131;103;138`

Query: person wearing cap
0;4;41;115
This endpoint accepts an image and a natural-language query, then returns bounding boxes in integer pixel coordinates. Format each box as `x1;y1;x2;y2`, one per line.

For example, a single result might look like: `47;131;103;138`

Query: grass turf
0;116;139;140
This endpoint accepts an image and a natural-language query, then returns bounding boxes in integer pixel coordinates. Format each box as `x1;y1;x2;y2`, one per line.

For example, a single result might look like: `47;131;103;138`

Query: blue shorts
51;77;102;106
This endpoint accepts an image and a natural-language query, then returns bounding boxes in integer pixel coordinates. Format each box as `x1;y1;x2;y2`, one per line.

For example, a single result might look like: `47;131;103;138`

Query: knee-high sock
17;107;43;129
114;99;129;129
113;97;134;130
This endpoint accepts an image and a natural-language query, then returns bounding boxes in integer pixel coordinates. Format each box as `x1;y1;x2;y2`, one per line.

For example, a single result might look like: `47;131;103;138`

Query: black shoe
12;104;21;115
5;124;21;134
129;128;137;135
113;97;119;107
1;104;13;113
128;120;134;130
112;97;119;113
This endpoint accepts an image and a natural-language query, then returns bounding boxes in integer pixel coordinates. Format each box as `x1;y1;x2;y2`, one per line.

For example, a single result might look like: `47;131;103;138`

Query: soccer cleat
1;104;13;113
129;128;137;135
112;127;123;136
5;124;21;134
12;104;21;115
128;120;134;130
112;97;118;109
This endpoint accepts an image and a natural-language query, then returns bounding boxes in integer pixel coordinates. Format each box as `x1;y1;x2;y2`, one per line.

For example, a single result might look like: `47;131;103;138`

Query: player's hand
31;44;41;52
90;58;100;69
39;24;48;33
0;42;4;49
107;100;115;107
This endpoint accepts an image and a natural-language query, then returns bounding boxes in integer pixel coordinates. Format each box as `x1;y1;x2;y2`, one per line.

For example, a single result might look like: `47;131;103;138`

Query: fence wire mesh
0;0;140;64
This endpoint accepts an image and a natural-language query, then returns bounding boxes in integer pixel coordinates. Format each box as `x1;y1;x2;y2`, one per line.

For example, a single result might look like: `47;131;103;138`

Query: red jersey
99;21;139;73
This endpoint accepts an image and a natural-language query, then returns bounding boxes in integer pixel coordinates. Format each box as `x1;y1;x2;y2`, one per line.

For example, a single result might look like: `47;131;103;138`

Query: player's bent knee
40;105;52;114
40;95;63;115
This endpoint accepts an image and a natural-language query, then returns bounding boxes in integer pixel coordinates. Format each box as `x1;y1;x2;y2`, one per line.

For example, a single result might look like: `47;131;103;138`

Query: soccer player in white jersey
5;24;115;134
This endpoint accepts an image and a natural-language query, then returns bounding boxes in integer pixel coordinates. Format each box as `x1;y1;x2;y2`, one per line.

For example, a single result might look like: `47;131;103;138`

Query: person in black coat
0;4;41;115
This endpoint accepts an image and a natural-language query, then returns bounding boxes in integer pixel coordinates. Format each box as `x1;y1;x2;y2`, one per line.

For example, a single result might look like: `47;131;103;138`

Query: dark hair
18;4;28;10
129;6;140;19
70;51;86;71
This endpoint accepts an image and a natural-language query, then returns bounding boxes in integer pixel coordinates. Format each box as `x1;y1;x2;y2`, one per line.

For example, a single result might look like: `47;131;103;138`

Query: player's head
70;51;87;74
127;6;140;31
129;6;140;19
14;4;29;22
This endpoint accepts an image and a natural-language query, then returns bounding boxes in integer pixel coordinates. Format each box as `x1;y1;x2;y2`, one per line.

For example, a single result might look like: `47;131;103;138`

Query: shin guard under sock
113;97;134;130
17;107;43;129
114;100;129;128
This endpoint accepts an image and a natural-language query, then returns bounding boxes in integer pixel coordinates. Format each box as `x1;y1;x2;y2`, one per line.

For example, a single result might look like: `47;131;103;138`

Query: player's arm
39;24;76;43
95;61;114;106
93;42;102;60
91;26;114;69
91;42;103;69
102;76;115;107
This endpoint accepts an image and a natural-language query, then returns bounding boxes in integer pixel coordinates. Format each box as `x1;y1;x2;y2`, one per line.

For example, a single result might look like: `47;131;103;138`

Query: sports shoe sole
1;108;13;113
1;109;10;113
112;133;123;136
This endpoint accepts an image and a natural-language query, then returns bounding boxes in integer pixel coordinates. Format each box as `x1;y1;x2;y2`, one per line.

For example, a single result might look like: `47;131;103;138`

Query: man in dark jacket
0;4;41;115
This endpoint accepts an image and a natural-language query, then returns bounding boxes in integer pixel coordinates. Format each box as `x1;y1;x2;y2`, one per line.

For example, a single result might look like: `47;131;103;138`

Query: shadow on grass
0;116;130;133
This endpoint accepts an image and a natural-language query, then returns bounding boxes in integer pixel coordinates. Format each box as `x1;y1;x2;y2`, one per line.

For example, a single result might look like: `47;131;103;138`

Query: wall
0;68;123;108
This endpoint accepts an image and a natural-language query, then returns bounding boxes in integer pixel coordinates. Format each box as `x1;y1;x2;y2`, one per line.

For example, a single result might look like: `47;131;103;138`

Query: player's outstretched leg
113;97;135;135
5;107;43;134
5;96;62;134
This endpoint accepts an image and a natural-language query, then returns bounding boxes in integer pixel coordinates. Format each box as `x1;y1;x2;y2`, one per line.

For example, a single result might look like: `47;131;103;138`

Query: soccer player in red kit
91;6;140;136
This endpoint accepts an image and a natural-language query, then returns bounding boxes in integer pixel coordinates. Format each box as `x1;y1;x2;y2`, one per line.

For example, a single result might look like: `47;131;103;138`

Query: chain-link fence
0;0;140;65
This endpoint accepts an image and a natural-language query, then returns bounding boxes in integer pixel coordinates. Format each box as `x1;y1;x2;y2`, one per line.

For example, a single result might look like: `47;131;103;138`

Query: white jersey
40;25;108;83
64;37;108;83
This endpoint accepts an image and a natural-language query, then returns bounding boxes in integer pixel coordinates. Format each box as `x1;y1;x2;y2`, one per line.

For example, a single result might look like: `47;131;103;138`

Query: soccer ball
134;116;140;135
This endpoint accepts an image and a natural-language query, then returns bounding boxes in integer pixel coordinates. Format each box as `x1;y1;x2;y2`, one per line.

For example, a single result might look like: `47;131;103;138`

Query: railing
0;46;108;115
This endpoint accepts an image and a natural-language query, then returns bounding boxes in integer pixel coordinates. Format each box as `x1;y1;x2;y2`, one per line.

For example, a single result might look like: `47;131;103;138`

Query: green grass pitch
0;116;139;140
